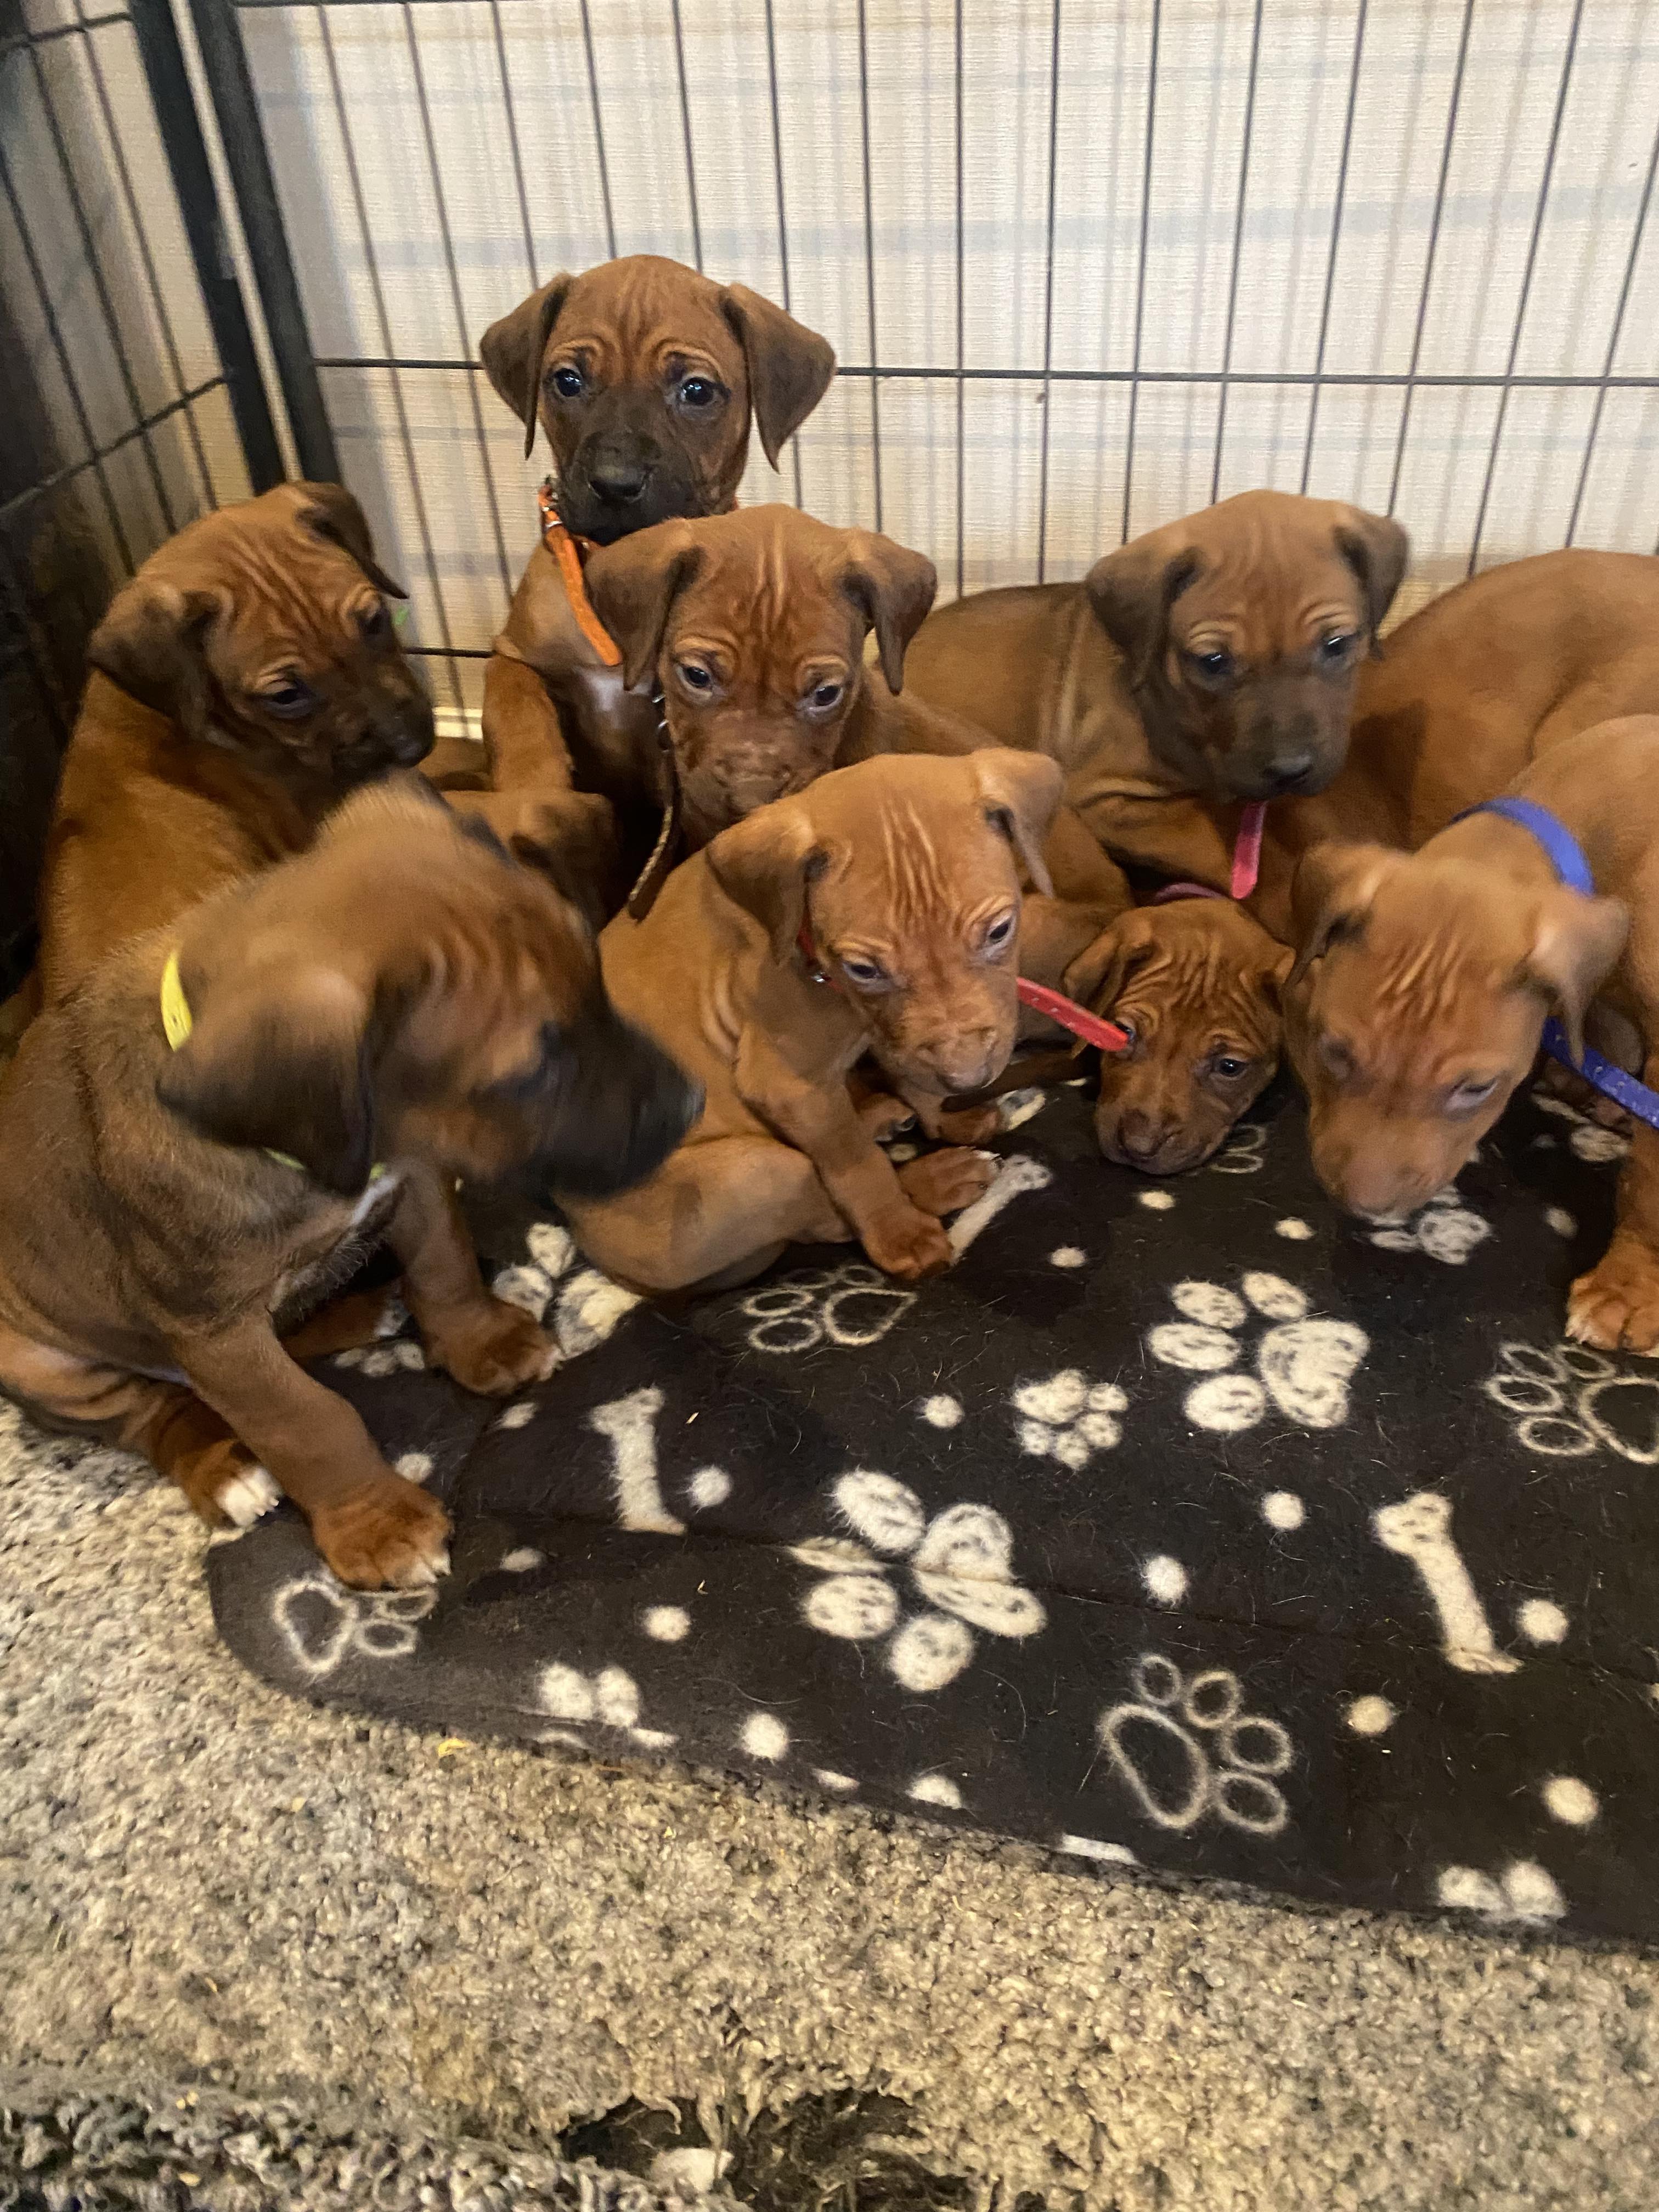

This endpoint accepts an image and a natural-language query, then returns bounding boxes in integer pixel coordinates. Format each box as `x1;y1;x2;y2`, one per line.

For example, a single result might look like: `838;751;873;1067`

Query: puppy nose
1261;751;1316;795
589;459;651;504
1119;1110;1176;1163
387;720;434;766
926;1028;1000;1092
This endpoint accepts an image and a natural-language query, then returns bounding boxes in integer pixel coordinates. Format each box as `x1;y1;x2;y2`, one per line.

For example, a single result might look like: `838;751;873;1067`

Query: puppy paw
860;1206;956;1284
928;1103;1002;1145
853;1090;918;1143
311;1476;453;1590
897;1146;1000;1218
172;1439;283;1531
425;1297;561;1395
1567;1246;1659;1355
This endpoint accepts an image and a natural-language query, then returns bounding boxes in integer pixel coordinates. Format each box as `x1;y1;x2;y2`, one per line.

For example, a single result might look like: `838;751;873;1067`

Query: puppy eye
678;377;720;408
1112;1014;1138;1048
804;680;844;713
1448;1075;1500;1114
551;365;585;399
261;675;317;719
839;954;888;989
1211;1054;1251;1080
1187;648;1235;683
1318;630;1358;663
360;601;390;641
676;662;715;695
982;910;1017;955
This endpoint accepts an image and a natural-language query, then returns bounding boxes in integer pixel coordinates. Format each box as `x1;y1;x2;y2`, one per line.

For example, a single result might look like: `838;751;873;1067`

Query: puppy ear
292;480;407;599
479;274;574;459
1288;840;1399;986
1085;532;1202;690
718;284;837;470
1524;890;1629;1065
584;521;705;692
1062;918;1147;1011
87;579;224;738
156;966;377;1198
972;749;1063;898
1333;507;1409;654
706;799;830;966
839;531;938;693
1261;943;1296;1010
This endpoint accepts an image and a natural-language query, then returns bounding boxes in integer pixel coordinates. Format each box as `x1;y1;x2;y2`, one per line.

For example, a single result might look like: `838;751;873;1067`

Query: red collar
797;922;1128;1054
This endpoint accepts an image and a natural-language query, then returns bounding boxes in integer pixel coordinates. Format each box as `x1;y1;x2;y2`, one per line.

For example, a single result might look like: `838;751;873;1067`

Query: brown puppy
1023;548;1659;944
582;503;1130;922
0;781;697;1586
477;255;836;885
1052;900;1292;1173
1285;718;1659;1345
563;750;1063;1294
39;481;433;1006
904;489;1408;810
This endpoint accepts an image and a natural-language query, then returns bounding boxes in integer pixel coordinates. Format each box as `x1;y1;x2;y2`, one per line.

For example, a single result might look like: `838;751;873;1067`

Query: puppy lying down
0;782;696;1587
564;749;1064;1291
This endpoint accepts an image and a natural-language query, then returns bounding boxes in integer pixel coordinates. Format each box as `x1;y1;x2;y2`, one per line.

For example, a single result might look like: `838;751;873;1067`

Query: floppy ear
292;480;407;599
584;521;705;691
1524;890;1629;1065
155;966;377;1198
1261;943;1296;1009
1333;507;1409;653
1288;840;1400;985
87;579;224;738
972;749;1062;897
718;284;837;470
838;531;938;693
478;274;575;458
1085;532;1202;690
1062;917;1149;1011
706;799;831;966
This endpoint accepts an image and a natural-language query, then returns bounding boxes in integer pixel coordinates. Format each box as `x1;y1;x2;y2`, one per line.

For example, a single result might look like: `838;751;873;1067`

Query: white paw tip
500;1546;543;1572
1345;1694;1395;1736
1260;1489;1305;1531
1274;1217;1315;1240
1049;1245;1087;1268
1141;1554;1187;1604
908;1773;964;1809
741;1711;789;1760
1057;1833;1137;1865
642;1604;691;1642
687;1464;732;1509
1138;1190;1176;1211
216;1464;281;1529
1516;1598;1568;1644
920;1393;964;1428
1541;1774;1599;1826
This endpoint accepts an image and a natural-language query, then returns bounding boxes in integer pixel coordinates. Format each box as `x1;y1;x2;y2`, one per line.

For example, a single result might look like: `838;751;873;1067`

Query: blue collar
1458;799;1659;1133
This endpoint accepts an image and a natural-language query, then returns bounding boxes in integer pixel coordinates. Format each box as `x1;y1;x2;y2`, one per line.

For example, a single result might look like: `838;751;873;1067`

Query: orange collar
537;479;622;668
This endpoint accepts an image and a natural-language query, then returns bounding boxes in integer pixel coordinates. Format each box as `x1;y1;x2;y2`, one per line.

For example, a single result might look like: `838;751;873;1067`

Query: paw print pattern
271;1576;437;1678
1098;1655;1293;1837
1147;1274;1368;1434
492;1220;641;1358
1207;1122;1268;1175
1013;1370;1128;1468
1483;1340;1659;1462
539;1660;676;1751
334;1299;424;1378
1436;1859;1566;1926
1368;1186;1492;1266
795;1471;1046;1692
738;1263;917;1355
1531;1085;1631;1163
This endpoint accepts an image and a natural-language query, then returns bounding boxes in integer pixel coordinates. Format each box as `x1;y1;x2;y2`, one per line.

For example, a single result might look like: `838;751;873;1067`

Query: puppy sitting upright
563;751;1063;1293
40;481;433;1005
1285;717;1659;1347
0;782;697;1588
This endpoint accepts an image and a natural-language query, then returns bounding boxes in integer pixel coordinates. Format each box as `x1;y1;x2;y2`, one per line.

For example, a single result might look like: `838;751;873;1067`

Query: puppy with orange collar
1286;716;1659;1348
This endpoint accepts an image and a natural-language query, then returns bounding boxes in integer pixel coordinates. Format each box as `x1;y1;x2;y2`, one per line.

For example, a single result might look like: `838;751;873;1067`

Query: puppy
903;489;1409;809
0;782;697;1587
562;750;1064;1293
39;481;433;1006
476;255;836;885
1055;900;1292;1173
1285;716;1659;1346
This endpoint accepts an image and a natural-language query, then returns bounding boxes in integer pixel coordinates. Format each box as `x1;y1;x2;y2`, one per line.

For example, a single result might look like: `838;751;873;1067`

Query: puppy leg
482;650;578;790
390;1165;560;1395
1039;805;1133;921
1567;1076;1659;1352
281;1285;407;1360
571;1136;854;1294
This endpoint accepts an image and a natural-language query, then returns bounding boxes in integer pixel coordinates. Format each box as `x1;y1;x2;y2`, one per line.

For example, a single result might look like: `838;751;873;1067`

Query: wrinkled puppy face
88;481;433;787
708;749;1064;1099
1086;489;1409;803
1286;842;1628;1221
156;782;699;1201
1064;901;1291;1174
478;255;835;546
585;506;938;846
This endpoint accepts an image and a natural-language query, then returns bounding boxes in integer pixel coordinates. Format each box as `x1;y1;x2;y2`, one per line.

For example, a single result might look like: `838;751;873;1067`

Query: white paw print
1368;1186;1492;1266
1147;1274;1368;1433
492;1220;641;1358
271;1576;437;1678
1097;1655;1293;1837
738;1262;916;1355
794;1471;1046;1692
1436;1859;1565;1926
1483;1339;1659;1462
1012;1370;1128;1468
538;1660;676;1752
1207;1122;1268;1175
1531;1085;1630;1162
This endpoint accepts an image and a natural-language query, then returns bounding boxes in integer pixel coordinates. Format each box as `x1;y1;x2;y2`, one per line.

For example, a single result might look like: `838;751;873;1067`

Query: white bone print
1373;1492;1519;1675
586;1387;686;1535
947;1153;1053;1255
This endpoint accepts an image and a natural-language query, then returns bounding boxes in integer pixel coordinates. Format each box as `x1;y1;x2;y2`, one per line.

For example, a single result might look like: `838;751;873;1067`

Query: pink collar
796;923;1130;1055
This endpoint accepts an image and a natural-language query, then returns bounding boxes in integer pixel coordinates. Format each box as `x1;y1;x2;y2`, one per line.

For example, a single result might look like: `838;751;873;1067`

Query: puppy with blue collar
1283;715;1659;1349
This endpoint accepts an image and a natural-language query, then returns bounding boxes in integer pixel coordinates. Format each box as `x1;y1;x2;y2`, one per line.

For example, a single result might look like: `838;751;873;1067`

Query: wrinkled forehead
814;786;1017;922
554;267;742;377
197;533;377;658
1123;918;1280;1026
1177;527;1363;648
675;519;859;654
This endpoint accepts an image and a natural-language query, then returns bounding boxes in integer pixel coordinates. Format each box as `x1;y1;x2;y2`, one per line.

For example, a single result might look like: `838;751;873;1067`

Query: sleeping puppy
563;750;1064;1293
40;481;433;1005
0;781;696;1588
1041;899;1291;1172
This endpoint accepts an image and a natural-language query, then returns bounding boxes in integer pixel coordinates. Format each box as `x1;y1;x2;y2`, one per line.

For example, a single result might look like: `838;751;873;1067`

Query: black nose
588;460;651;505
1261;751;1316;795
